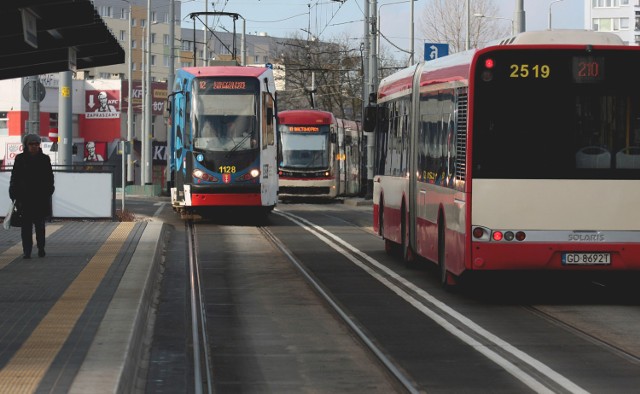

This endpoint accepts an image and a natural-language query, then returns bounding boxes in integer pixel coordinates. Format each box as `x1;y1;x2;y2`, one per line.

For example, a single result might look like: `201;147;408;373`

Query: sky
181;0;585;58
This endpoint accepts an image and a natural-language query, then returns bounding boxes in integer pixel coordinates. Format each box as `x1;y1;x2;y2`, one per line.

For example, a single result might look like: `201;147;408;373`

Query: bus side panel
375;175;408;245
415;182;467;276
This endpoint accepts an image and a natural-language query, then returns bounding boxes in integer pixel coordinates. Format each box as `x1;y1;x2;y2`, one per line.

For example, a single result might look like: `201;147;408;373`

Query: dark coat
9;149;55;219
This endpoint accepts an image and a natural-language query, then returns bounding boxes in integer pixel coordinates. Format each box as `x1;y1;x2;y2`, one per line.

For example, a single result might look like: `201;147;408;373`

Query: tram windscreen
192;78;258;152
472;48;640;179
278;125;330;169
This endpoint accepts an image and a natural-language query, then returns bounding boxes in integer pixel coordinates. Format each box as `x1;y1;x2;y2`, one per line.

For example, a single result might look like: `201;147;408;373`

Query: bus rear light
472;227;485;239
484;58;494;69
516;231;526;241
492;231;503;241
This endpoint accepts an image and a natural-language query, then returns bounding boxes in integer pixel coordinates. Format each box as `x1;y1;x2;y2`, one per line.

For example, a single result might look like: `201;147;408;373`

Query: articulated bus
168;66;278;215
366;30;640;286
277;109;362;199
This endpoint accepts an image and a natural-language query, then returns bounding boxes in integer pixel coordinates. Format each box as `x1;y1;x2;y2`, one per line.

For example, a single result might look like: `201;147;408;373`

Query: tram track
527;304;640;366
140;200;640;393
186;220;214;394
273;209;591;394
259;225;421;394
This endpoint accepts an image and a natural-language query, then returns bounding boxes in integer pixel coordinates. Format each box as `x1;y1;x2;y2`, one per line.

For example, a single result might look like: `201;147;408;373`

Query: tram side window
262;93;275;149
185;93;192;148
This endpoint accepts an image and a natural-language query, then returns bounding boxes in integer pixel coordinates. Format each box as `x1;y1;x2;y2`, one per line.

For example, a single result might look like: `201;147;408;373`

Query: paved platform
0;218;166;393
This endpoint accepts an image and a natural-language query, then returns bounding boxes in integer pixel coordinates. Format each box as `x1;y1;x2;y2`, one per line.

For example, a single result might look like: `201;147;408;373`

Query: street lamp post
144;0;153;185
474;13;515;36
126;1;133;186
548;0;564;30
377;0;418;66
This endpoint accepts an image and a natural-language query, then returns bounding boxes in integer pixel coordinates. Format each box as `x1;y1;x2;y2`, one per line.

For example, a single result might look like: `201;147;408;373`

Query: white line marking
276;210;589;394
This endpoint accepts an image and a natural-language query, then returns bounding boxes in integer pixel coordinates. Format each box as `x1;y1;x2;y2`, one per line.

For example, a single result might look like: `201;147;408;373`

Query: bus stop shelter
0;0;124;80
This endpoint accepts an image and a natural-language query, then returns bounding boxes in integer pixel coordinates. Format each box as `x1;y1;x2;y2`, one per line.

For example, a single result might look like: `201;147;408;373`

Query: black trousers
21;212;45;255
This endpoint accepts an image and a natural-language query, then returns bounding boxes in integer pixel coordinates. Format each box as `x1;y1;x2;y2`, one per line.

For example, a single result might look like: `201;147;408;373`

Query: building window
163;55;170;67
120;8;127;19
621;18;630;29
119;30;126;41
593;17;630;31
151;55;156;66
592;0;629;6
141;19;146;27
132;18;137;27
132;39;137;49
151;33;156;44
151;11;157;23
163;34;170;45
99;6;112;18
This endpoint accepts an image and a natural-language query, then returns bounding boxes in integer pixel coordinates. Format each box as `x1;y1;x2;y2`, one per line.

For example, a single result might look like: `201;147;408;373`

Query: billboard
85;90;120;119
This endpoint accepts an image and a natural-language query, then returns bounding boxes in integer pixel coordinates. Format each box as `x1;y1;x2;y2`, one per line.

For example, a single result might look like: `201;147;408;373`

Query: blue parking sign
424;43;449;61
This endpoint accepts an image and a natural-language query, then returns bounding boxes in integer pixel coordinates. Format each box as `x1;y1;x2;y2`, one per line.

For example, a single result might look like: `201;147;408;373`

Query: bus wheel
402;207;417;267
438;221;456;290
384;239;395;255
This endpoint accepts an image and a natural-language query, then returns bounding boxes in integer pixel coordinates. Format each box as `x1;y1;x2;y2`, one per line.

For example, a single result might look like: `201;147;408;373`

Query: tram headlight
250;169;260;178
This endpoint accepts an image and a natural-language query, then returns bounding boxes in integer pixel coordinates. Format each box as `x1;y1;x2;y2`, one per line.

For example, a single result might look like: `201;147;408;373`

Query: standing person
9;134;55;258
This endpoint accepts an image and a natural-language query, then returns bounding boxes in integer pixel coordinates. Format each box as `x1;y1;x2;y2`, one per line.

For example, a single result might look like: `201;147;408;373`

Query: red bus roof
278;109;336;125
377;30;629;102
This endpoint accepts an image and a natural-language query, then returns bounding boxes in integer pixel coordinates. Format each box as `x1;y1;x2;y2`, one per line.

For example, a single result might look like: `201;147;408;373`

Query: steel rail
259;226;420;394
187;220;214;394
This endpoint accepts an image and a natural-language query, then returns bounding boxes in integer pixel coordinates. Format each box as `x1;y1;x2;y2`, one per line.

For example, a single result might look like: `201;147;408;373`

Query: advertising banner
85;90;120;119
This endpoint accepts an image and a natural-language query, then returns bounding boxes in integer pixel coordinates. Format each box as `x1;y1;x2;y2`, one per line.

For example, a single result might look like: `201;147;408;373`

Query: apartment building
585;0;640;44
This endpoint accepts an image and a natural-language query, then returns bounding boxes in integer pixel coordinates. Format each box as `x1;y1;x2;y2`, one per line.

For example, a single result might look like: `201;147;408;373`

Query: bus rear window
472;49;640;179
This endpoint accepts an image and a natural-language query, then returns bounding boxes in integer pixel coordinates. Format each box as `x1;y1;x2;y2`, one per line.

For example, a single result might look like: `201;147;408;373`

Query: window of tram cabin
472;49;640;179
262;92;275;149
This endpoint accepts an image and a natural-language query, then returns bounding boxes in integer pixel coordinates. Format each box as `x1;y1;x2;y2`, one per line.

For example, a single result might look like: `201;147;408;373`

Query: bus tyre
384;239;396;255
438;221;456;290
402;208;417;268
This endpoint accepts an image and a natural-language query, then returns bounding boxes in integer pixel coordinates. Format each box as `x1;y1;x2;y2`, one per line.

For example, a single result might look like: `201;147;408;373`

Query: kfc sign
85;90;120;119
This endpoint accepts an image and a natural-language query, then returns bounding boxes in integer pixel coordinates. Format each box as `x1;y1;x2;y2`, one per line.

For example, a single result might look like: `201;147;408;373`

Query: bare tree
272;32;364;120
420;0;510;53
